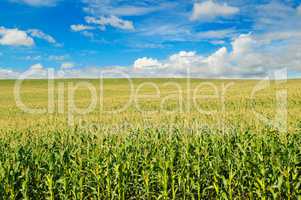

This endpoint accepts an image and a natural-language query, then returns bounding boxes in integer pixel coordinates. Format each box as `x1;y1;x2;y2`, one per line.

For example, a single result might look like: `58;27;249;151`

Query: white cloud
0;68;19;79
138;21;237;42
138;23;192;41
27;63;48;77
297;5;301;15
1;32;300;79
82;0;174;16
85;16;134;31
70;25;95;38
210;40;226;45
230;34;254;59
0;35;264;78
81;31;94;38
134;57;163;70
256;31;301;45
0;27;34;46
27;29;57;44
24;55;42;61
0;63;52;79
130;43;164;49
105;5;164;16
248;2;301;74
129;33;300;78
11;0;58;7
48;55;67;61
191;1;239;21
254;2;301;31
0;27;58;47
60;62;74;70
133;51;204;76
70;24;95;32
30;63;44;70
204;47;228;74
168;51;203;71
195;29;236;39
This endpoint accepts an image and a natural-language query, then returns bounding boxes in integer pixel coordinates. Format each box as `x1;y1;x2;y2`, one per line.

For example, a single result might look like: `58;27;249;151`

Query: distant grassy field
0;79;300;199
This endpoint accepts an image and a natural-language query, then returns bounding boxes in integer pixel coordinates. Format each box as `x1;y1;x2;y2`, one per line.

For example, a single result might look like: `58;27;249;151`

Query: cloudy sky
0;0;301;78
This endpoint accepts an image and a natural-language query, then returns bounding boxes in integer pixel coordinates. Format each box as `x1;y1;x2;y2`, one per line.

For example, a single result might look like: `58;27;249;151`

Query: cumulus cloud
0;68;19;79
230;34;254;59
0;26;59;47
191;1;239;21
130;34;299;78
1;33;300;79
85;16;134;31
132;51;204;76
66;31;298;78
11;0;59;7
70;24;95;32
204;47;228;75
0;27;34;46
29;63;44;71
30;63;54;78
134;57;163;70
0;63;53;79
0;64;50;79
167;51;204;72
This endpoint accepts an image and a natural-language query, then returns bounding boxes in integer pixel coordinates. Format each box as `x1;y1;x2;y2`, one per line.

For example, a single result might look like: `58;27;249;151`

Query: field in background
0;79;300;199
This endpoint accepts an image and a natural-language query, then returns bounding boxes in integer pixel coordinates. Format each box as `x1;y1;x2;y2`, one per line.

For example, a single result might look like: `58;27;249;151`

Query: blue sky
0;0;301;78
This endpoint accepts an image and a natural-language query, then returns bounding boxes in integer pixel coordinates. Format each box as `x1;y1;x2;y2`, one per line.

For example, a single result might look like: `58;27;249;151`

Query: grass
0;79;300;199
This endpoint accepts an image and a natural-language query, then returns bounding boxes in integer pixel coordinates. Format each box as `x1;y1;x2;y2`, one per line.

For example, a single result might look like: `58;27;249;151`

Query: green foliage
0;128;300;199
0;79;300;199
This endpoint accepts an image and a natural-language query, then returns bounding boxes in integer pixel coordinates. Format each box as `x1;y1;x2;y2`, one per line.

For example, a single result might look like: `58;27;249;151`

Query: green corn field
0;79;300;199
